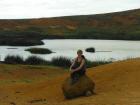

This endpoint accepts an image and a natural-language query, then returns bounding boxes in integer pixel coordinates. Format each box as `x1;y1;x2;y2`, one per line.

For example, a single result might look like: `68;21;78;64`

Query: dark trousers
70;70;85;84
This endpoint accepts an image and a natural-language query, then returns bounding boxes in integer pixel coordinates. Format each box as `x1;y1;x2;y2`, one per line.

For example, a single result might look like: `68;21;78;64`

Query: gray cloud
0;0;139;19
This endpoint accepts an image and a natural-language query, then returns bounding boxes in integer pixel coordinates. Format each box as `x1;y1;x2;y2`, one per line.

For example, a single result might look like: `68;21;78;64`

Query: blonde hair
77;49;83;54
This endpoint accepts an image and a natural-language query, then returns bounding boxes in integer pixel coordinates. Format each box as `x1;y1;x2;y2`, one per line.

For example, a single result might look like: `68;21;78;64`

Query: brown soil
0;58;140;105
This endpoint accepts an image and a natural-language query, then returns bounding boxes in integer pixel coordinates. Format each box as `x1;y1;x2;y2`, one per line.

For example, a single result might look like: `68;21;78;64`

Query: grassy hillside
0;9;140;45
0;58;140;104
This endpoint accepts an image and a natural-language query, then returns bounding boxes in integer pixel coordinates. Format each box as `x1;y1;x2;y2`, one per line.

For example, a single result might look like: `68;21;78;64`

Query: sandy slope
0;58;140;105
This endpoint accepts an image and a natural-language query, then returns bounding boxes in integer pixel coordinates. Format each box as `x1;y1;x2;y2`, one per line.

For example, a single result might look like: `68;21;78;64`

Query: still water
0;39;140;61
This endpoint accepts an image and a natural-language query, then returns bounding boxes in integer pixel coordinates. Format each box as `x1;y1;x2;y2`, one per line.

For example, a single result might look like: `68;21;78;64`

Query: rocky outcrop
62;75;95;99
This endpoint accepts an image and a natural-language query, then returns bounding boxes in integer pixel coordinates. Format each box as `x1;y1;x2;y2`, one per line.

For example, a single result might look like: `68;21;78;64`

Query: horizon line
0;8;139;20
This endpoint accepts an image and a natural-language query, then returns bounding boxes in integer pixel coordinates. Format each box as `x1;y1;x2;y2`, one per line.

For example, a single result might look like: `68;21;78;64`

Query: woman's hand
70;69;76;73
69;67;73;71
69;58;76;70
73;59;85;72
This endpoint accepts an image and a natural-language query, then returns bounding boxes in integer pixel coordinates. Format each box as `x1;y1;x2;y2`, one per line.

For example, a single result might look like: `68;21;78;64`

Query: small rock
10;102;16;105
28;98;47;103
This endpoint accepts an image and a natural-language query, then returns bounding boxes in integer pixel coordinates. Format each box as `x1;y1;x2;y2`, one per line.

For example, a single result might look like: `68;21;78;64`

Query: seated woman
70;49;86;84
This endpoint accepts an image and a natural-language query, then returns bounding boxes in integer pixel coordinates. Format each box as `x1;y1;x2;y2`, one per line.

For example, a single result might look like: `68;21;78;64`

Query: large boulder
62;75;95;99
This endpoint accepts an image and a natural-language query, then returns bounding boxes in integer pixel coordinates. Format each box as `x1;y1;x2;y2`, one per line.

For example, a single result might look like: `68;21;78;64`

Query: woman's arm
69;58;76;71
73;59;85;72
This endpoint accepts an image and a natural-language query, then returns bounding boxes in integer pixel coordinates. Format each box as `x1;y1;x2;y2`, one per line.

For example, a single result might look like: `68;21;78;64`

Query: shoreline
0;36;140;46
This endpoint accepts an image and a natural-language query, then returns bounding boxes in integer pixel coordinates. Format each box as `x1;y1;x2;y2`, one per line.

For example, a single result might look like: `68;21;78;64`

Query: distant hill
0;9;140;46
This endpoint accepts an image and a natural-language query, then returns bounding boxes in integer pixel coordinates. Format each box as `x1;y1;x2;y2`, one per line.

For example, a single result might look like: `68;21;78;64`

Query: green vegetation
0;30;44;46
86;60;112;68
4;55;112;68
85;47;95;53
4;55;24;64
24;56;50;65
25;48;53;54
0;9;140;46
51;56;72;68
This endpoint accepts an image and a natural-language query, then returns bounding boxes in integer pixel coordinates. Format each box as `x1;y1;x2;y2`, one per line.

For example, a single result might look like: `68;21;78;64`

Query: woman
70;49;86;84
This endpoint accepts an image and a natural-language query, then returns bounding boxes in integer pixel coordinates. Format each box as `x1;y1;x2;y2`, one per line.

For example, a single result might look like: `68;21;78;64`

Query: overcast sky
0;0;140;19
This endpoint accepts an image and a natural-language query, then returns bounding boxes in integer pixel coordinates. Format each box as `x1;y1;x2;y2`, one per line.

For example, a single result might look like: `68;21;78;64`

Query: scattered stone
85;47;95;53
28;98;47;103
85;90;93;96
10;102;16;105
15;91;21;94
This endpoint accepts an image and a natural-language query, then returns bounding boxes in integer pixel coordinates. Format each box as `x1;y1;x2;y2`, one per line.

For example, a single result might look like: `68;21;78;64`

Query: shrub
4;55;24;64
3;55;112;68
51;56;72;68
86;59;112;68
25;56;48;65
